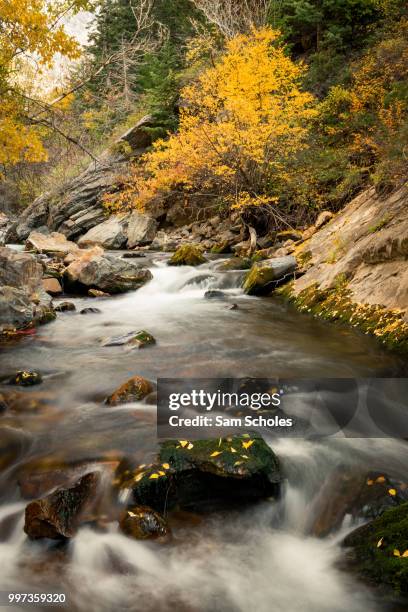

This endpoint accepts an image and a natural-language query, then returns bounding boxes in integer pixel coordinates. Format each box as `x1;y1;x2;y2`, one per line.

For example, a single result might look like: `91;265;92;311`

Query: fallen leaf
388;488;397;496
135;472;144;482
179;440;189;448
376;476;386;483
187;443;194;450
402;550;408;557
241;454;249;459
128;511;136;517
366;479;374;486
234;461;243;466
149;473;159;479
218;438;222;447
393;549;401;557
210;451;222;458
158;471;166;476
162;463;170;470
242;440;254;450
230;447;237;453
377;537;383;548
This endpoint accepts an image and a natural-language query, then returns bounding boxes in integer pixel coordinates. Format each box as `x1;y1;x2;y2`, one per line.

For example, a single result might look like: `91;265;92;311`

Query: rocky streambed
0;245;408;612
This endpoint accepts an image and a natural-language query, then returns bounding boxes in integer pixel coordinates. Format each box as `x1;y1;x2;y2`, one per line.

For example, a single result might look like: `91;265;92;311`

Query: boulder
42;278;62;296
150;230;179;252
217;257;252;271
119;506;169;540
311;469;408;537
106;376;154;406
64;248;152;294
276;229;303;242
125;434;281;513
343;503;408;596
243;256;297;295
26;231;79;256
168;244;207;266
127;211;158;248
77;214;129;249
24;472;100;540
80;307;101;315
0;247;55;332
88;289;110;298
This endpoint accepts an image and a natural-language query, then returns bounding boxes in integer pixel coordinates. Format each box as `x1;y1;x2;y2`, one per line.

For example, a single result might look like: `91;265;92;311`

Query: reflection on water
0;254;407;611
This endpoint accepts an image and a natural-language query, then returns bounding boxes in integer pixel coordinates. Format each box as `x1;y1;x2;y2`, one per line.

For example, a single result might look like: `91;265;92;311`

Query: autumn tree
105;28;316;215
0;0;93;171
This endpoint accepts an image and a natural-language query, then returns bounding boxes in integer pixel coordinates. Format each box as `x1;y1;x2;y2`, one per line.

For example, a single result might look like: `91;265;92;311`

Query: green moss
277;281;408;353
344;503;408;595
220;257;252;271
168;244;207;266
211;241;230;254
368;214;392;233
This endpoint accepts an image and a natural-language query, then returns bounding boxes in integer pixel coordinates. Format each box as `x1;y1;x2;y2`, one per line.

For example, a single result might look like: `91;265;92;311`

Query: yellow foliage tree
0;0;87;170
107;27;316;213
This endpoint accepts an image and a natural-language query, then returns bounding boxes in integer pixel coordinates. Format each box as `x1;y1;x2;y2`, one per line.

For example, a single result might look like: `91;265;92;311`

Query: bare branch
191;0;273;38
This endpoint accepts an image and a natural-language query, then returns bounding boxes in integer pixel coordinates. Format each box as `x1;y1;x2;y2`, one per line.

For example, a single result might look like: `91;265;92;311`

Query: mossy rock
343;503;408;595
211;241;231;254
276;229;303;242
243;256;297;296
9;371;42;387
125;433;281;513
119;505;169;540
219;257;252;271
168;244;207;266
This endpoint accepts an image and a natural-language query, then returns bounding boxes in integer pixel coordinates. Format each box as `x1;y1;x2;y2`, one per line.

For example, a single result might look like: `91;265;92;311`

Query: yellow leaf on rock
234;461;243;466
210;451;222;458
162;463;170;470
158;471;166;476
179;440;189;448
388;488;397;496
135;472;144;482
402;550;408;557
242;440;254;450
128;511;136;517
376;476;386;483
149;473;159;479
377;537;383;548
366;479;374;486
187;443;194;450
230;447;237;453
394;549;401;557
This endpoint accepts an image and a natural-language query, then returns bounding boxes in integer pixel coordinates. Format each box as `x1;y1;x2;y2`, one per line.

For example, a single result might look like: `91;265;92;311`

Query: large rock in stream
24;472;100;540
0;247;55;333
64;247;152;294
120;434;281;513
243;256;297;295
26;231;80;257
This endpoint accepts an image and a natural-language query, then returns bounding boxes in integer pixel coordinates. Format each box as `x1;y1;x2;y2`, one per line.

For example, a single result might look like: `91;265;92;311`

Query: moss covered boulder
243;256;297;295
123;433;281;513
168;244;207;266
343;503;408;596
218;257;252;271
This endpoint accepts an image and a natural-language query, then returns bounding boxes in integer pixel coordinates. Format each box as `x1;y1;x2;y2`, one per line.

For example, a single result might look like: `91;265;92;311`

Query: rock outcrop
0;247;55;333
281;186;408;351
6;116;157;243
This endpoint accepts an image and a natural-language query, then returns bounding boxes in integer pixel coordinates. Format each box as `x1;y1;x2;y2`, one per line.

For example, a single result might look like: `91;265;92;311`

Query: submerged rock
128;434;281;513
55;301;76;313
106;376;154;406
80;307;101;315
204;290;228;300
101;330;156;349
168;244;207;266
119;505;169;540
8;371;43;387
243;256;297;295
64;247;153;294
343;503;408;596
24;472;100;540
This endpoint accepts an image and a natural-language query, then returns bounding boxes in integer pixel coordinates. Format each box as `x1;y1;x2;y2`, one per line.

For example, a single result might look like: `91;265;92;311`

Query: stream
0;252;407;612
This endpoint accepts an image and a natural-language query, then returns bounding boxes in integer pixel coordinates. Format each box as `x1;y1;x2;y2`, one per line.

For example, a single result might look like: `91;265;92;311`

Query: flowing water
0;253;407;612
